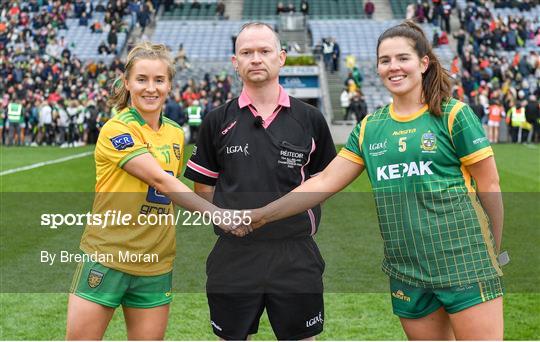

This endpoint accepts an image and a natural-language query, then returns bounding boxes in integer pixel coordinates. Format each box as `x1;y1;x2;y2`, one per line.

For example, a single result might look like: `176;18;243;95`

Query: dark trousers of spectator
57;126;67;145
510;126;531;143
323;53;333;71
8;123;21;146
532;122;540;143
87;127;99;145
68;123;79;145
443;16;451;32
343;107;350;120
45;124;55;145
353;111;366;124
189;126;199;144
332;57;339;72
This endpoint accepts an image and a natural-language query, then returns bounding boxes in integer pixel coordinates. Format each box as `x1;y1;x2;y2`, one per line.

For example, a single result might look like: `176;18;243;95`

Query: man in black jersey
184;22;336;340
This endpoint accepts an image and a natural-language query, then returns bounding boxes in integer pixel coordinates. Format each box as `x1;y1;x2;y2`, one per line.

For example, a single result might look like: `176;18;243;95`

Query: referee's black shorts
206;236;325;340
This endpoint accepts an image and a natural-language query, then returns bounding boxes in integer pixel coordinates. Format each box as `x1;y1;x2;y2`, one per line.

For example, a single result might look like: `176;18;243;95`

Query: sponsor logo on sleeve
473;137;488;145
110;133;135;151
173;143;181;160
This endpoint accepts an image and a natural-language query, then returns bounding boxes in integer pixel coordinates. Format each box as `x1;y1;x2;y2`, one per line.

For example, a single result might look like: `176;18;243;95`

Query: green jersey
339;99;502;288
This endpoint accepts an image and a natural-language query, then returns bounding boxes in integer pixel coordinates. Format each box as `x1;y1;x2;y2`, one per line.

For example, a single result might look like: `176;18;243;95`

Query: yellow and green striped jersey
80;107;185;276
339;98;502;288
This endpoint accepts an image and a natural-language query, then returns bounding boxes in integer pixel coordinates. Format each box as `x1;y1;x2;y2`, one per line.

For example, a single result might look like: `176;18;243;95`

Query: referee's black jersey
184;87;336;240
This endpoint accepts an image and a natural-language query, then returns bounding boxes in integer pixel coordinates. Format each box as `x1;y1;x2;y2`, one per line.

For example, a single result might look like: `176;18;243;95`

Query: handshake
212;208;266;237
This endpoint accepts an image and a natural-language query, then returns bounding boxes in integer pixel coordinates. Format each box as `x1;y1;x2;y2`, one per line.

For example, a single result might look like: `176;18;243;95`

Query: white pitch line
0;151;93;176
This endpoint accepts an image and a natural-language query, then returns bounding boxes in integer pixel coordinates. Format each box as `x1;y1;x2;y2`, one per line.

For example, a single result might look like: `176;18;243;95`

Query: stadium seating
243;0;365;20
309;19;454;64
60;13;128;64
162;2;219;19
152;20;275;61
388;0;414;19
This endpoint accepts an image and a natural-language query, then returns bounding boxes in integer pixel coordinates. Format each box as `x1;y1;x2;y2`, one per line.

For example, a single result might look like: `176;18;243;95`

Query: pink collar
238;85;291;109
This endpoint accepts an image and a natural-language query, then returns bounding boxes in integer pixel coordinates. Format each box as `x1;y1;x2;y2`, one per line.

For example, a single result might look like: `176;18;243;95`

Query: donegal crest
87;269;104;288
173;143;181;160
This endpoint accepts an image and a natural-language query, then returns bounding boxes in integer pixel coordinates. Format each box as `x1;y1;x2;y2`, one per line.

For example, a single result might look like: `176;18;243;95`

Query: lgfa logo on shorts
306;312;323;328
392;290;411;302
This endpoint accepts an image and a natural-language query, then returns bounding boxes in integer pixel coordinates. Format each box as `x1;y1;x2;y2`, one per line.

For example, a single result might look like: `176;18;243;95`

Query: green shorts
70;260;173;308
389;277;504;318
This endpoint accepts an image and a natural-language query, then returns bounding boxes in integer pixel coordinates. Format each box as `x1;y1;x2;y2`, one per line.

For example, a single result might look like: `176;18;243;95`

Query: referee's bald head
235;22;282;54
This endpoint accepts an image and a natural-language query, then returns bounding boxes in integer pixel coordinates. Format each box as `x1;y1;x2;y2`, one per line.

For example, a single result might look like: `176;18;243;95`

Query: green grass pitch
1;144;539;340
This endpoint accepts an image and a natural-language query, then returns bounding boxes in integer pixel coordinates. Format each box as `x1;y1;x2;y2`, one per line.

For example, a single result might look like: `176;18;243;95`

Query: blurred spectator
406;3;416;20
216;0;226;19
186;100;203;144
322;38;334;72
438;30;449;45
340;88;350;120
300;0;309;15
175;43;189;70
191;0;201;10
487;99;505;143
286;2;296;13
506;100;529;143
276;2;285;15
79;11;89;26
364;0;375;19
164;94;186;126
349;91;368;123
98;41;111;55
442;1;452;33
332;38;340;73
525;95;539;142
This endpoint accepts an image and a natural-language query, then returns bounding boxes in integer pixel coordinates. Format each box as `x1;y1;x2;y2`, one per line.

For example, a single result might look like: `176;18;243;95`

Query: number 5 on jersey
398;137;407;152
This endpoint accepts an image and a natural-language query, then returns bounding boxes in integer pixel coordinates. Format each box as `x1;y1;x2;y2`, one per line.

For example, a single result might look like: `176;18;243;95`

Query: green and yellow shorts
389;277;504;318
70;260;172;308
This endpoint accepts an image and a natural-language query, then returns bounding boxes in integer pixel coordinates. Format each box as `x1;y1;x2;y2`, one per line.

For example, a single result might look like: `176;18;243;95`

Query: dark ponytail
376;20;451;116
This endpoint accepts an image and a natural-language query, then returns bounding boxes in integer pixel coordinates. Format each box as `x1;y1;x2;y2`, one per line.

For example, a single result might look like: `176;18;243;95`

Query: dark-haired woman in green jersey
237;21;505;340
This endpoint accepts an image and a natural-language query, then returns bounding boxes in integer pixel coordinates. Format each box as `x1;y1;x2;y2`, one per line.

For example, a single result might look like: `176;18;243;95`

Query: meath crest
173;143;181;160
88;269;104;288
420;131;437;153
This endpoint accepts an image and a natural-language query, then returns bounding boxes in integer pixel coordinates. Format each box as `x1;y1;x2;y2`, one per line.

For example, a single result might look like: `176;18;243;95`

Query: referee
184;23;336;340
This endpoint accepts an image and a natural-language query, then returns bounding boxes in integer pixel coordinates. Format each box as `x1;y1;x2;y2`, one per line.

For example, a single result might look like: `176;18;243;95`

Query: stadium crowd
2;0;539;146
0;0;235;147
405;0;540;143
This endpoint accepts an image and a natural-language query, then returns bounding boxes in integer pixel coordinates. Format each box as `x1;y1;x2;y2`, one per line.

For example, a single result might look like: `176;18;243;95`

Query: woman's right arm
123;153;227;225
250;156;364;229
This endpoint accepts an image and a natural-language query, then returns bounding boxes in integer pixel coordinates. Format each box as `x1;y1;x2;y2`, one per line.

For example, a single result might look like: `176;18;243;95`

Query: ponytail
377;20;451;116
107;77;130;112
